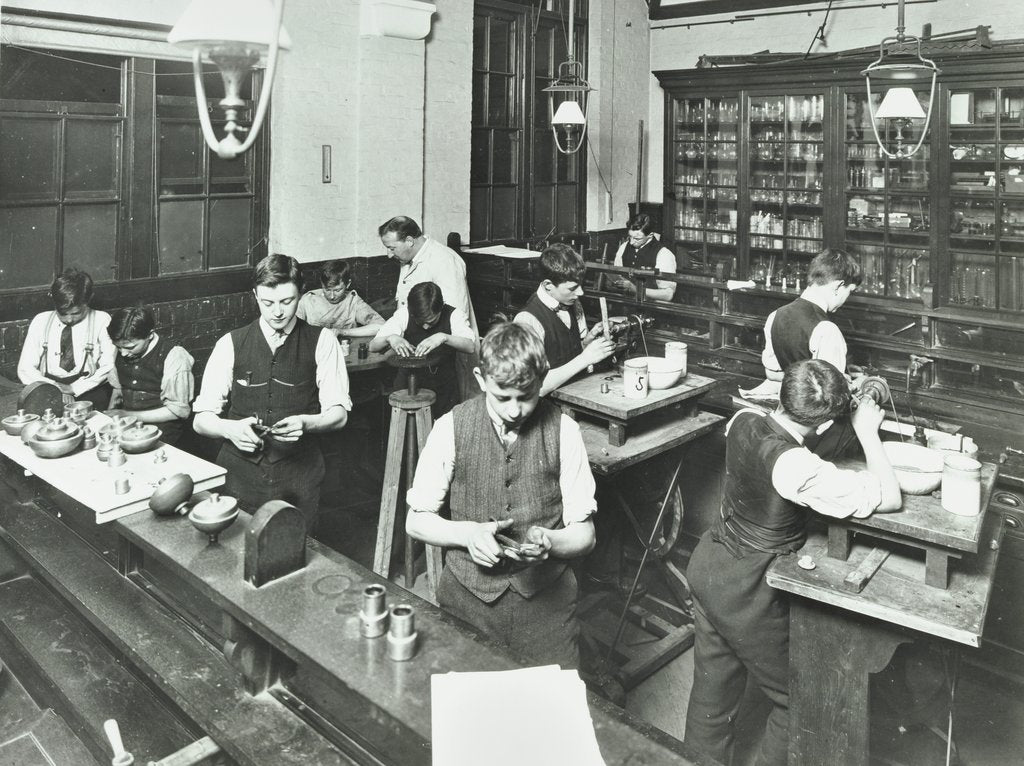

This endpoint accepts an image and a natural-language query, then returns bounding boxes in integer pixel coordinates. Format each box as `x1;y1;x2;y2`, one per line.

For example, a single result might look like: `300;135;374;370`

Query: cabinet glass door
746;93;824;288
669;96;738;277
844;91;931;300
948;86;1024;310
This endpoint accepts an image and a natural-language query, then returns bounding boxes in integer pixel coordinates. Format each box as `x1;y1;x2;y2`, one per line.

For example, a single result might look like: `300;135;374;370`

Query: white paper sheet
431;666;606;766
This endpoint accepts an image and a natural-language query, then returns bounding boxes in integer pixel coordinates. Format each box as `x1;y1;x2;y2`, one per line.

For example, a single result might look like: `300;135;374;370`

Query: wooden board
343;345;392;372
0;429;224;524
578;410;725;476
767;514;1004;646
834;458;997;553
551;371;717;422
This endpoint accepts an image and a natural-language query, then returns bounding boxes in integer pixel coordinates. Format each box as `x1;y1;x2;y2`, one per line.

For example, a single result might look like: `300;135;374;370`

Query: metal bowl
188;493;239;544
27;429;83;459
118;424;162;454
20;419;45;445
149;473;195;516
2;410;39;437
882;441;944;495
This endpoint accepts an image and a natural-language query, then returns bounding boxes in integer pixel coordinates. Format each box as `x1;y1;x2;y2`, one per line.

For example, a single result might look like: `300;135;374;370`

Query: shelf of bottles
843;91;932;301
670;96;739;277
746;93;825;288
947;86;1024;311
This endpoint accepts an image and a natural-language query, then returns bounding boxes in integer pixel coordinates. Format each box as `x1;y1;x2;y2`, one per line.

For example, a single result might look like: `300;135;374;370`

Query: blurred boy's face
627;229;653;248
322;280;351;304
828;281;857;312
56;305;89;327
543;279;583;308
413;309;441;330
254;282;300;332
114;336;151;360
474;370;540;430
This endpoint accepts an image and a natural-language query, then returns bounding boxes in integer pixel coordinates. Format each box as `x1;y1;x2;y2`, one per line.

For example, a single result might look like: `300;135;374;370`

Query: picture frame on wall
649;0;823;21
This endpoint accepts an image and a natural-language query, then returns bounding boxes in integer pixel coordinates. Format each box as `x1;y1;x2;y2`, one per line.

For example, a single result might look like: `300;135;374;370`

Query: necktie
59;324;75;371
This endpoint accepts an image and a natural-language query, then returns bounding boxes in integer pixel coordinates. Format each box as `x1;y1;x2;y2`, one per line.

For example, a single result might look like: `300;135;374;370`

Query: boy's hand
414;333;446;356
269;414;305;442
388;335;415;357
611;277;636;294
465;518;511;567
225;417;263;453
581;336;615;364
852;396;885;437
509;526;551;565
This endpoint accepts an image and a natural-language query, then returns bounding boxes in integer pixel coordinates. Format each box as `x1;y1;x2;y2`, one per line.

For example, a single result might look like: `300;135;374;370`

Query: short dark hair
319;259;352;289
378;216;422;240
808;248;862;287
539;243;585;286
408;282;444;325
253;253;301;289
627;213;654;235
480;322;549;395
780;359;852;427
107;307;155;343
49;268;94;311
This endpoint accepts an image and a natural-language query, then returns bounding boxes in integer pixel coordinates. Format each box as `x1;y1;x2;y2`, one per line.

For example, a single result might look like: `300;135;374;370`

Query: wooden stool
372;355;444;600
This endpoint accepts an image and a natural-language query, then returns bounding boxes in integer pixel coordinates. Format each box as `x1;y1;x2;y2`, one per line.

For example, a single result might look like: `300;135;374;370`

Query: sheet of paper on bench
464;244;538;259
431;665;605;766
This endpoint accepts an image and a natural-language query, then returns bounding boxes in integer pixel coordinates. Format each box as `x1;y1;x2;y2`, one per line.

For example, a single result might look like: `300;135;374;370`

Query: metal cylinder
387;604;417;661
114;476;131;495
359;584;389;638
107;446;126;467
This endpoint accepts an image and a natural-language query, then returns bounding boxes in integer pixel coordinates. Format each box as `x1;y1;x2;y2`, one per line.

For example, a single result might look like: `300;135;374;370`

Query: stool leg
373;405;408;577
403;412;419;588
411;407;439;600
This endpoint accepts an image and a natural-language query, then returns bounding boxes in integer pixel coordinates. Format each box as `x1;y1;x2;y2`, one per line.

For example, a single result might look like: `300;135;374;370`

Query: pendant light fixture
168;0;291;160
861;0;939;159
543;0;592;155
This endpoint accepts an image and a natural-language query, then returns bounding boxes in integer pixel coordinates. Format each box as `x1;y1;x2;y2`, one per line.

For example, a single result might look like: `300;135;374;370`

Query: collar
258;316;297;341
798;290;830;313
769;412;806;445
485;399;518;436
140;333;159;359
403;237;429;270
536;285;573;313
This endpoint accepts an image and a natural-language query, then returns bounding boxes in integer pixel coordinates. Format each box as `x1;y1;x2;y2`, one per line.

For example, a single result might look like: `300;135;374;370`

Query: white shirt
407;404;597;526
18;309;116;396
727;410;882;519
513;286;589;343
614;238;678;294
395;237;478;333
761;294;847;383
373;305;476;345
193;317;352;415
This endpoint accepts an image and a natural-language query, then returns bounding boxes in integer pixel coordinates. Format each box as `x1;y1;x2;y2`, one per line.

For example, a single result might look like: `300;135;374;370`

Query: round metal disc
18;381;65;418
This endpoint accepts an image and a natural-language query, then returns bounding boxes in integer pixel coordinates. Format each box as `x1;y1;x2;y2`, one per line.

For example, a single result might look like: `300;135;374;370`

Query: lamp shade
168;0;292;51
552;100;586;126
876;87;926;120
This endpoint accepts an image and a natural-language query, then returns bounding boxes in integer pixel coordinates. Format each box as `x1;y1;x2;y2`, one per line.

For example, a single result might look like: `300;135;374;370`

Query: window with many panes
0;46;268;292
471;0;586;244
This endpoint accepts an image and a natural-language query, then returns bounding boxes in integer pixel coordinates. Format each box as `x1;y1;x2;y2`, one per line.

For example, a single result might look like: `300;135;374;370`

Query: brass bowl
27;429;83;459
20;419;45;445
118;424;162;454
188;493;239;544
149;473;195;516
65;401;94;421
33;417;80;442
2;410;39;437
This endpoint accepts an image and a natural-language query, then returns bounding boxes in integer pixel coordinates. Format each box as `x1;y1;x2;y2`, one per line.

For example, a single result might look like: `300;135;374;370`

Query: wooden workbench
767;493;1004;765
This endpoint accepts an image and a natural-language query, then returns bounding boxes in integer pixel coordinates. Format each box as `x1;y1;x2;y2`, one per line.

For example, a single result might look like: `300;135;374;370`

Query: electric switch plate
322;145;332;183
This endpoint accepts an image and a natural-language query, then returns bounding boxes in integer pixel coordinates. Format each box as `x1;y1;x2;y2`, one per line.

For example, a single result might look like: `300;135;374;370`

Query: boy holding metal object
406;322;597;668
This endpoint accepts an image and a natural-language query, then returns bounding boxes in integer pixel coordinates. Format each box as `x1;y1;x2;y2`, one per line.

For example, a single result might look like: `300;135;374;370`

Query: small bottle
358;342;369;360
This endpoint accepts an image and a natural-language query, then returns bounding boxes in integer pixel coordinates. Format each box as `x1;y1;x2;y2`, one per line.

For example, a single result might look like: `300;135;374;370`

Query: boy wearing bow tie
514;243;614;396
406;322;597;668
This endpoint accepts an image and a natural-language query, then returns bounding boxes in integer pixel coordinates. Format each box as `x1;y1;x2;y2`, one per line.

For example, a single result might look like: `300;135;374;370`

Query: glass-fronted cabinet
947;85;1024;310
668;95;738;278
842;90;932;300
746;92;825;287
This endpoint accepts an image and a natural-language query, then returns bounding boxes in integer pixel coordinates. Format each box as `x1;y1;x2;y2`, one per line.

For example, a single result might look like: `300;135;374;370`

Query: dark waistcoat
226;319;321;464
116;335;183;444
447;396;566;602
770;298;829;372
713;411;808;554
520;293;583;371
620;238;660;269
397;304;458;415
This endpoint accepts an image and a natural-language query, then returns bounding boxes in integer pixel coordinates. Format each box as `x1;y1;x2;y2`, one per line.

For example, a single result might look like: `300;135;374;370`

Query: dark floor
314;405;1024;766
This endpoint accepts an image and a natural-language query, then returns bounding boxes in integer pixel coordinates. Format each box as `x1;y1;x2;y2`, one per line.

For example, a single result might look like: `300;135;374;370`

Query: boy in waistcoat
609;213;678;302
369;281;477;417
18;268;116;409
106;306;194;446
406;322;597;668
193;254;351;529
684;359;901;766
513;243;615;396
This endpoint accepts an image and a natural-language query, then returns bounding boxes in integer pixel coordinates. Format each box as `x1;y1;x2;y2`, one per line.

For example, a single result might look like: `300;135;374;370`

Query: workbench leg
788;598;909;766
608;422;626;447
827;524;852;560
925;548;950;590
373;406;407;578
